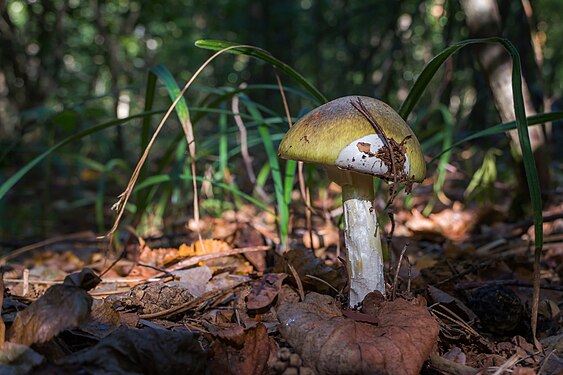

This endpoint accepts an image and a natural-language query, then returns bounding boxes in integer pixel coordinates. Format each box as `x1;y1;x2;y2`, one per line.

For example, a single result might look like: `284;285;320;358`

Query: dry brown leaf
246;273;287;310
210;323;276;375
406;209;442;235
171;266;213;297
63;267;101;291
138;246;177;268
407;204;478;241
160;239;231;265
276;290;439;375
430;203;477;240
7;284;92;346
79;298;121;339
178;239;231;257
234;225;267;272
214;325;246;345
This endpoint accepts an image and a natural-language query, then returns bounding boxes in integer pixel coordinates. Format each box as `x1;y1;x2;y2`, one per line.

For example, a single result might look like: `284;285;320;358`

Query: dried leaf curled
277;292;439;375
210;323;275;375
246;273;287;310
7;284;92;346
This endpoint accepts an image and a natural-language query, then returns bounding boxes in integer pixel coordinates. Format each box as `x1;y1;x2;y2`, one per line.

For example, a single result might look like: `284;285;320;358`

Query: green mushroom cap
278;96;426;183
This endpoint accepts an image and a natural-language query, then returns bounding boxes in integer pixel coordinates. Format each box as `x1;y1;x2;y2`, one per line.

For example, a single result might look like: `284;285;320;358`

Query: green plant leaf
195;40;326;105
150;64;191;128
242;96;292;251
401;37;545;250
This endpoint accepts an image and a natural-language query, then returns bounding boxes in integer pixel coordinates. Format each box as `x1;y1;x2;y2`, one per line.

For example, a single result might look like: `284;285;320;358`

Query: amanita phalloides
278;96;425;307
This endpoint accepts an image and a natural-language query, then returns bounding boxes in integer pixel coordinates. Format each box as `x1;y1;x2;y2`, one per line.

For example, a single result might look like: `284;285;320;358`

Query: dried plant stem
231;84;258;187
391;244;408;300
106;45;260;251
162;245;271;273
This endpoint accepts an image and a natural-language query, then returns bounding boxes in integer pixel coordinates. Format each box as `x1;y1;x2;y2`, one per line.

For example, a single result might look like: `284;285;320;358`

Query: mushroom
278;96;425;307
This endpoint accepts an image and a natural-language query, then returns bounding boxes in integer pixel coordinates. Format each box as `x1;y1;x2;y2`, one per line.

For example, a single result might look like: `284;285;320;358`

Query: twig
391;243;408;300
350;97;405;249
288;262;305;302
350;97;400;199
273;70;292;130
305;274;341;295
162;245;271;273
4;277;163;285
137;262;172;276
99;248;127;278
491;354;520;375
429;304;481;338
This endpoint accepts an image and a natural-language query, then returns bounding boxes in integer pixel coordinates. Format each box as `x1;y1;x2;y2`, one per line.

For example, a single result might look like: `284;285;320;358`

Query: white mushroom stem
341;173;385;307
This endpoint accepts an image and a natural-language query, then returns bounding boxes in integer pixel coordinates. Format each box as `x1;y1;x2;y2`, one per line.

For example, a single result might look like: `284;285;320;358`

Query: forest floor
1;180;562;375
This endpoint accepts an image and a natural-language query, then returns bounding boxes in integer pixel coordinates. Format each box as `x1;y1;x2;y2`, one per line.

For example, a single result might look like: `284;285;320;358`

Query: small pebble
299;367;316;375
282;368;299;375
273;361;288;373
278;347;292;361
289;353;302;367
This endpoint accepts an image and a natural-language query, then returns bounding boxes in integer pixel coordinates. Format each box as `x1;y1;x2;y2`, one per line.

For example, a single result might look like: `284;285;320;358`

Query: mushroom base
342;186;385;307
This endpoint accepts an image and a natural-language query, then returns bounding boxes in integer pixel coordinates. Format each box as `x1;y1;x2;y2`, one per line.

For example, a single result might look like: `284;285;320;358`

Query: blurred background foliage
1;0;561;242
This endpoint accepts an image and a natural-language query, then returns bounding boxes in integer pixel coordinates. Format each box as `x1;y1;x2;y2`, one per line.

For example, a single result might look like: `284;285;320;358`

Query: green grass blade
218;107;228;181
195;39;326;105
399;38;500;119
132;65;194;226
150;64;192;131
284;160;297;209
242;97;290;250
401;37;545;250
502;39;543;250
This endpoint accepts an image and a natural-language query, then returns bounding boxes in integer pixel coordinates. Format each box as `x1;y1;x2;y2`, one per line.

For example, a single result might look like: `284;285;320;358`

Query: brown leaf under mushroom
276;287;439;375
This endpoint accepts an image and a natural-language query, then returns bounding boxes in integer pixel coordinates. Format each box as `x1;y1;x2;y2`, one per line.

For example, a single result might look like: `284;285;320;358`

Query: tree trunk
460;0;550;193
